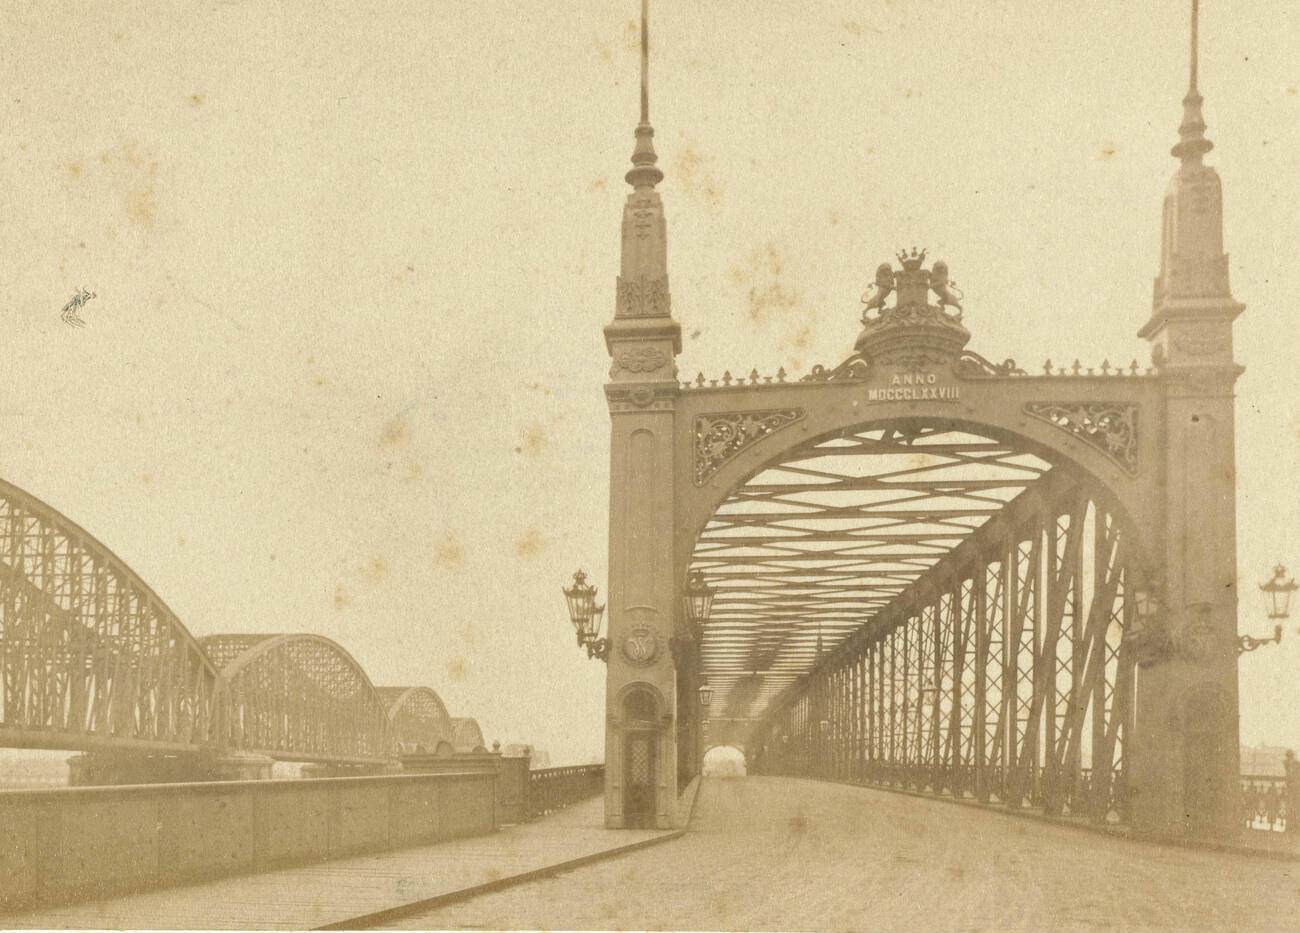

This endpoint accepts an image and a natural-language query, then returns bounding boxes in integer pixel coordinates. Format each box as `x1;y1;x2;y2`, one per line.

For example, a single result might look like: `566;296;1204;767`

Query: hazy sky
1;1;1297;766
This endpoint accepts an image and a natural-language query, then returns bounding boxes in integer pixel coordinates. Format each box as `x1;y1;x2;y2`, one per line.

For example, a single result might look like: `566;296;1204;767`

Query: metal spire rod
625;0;663;188
1172;0;1212;162
640;0;650;125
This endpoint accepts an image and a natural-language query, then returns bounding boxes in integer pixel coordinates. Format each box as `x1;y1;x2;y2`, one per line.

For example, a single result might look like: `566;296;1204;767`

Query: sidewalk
1;783;699;931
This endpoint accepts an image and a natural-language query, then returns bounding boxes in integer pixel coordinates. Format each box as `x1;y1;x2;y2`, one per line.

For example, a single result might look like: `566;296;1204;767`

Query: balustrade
527;764;605;820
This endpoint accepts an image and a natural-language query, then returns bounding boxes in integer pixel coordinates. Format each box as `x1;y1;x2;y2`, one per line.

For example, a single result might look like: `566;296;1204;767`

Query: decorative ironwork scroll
694;408;805;485
800;353;871;383
1024;402;1139;473
954;351;1027;378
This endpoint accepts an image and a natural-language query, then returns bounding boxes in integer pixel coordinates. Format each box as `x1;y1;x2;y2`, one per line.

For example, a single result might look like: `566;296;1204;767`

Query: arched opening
702;745;747;778
622;685;660;828
688;418;1148;821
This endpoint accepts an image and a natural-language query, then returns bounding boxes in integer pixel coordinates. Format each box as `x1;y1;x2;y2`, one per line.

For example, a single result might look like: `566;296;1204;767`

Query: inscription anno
867;371;960;402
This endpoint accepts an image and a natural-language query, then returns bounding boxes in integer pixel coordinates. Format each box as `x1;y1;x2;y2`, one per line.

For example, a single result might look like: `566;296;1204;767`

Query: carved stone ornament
616;274;671;318
854;249;972;368
613;345;668;374
621;625;662;667
1024;402;1138;473
694;409;805;485
605;382;677;413
1178;603;1221;663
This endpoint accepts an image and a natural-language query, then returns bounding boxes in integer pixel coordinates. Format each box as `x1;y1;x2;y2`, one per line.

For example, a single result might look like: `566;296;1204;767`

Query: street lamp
1260;564;1297;622
683;571;716;627
1238;565;1293;654
562;570;608;662
698;682;714;708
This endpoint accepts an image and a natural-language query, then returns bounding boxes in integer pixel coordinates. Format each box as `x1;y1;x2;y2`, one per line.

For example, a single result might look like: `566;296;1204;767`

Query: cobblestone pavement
392;776;1300;932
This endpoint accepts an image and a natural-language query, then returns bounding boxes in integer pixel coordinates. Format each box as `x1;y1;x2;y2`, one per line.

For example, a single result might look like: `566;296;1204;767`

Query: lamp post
562;569;609;662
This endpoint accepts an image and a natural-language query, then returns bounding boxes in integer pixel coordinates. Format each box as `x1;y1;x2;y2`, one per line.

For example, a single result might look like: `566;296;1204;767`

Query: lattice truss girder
201;634;390;763
0;485;218;751
691;424;1054;720
752;475;1139;823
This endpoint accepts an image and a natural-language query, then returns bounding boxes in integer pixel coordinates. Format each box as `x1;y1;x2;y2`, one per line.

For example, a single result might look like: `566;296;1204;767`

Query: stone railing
527;765;605;820
1242;773;1291;833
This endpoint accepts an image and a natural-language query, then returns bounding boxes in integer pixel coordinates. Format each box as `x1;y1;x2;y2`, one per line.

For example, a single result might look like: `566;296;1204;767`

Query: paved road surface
393;776;1300;932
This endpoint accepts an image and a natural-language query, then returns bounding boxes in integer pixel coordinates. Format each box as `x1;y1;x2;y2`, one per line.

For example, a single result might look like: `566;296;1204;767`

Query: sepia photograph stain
514;529;545;560
728;242;803;327
432;531;464;567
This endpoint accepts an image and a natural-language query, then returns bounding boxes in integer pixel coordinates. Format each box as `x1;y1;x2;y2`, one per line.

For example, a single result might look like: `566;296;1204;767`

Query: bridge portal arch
600;4;1243;838
701;744;747;778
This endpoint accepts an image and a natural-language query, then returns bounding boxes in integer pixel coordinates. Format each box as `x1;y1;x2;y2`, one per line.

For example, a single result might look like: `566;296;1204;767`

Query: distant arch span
200;633;389;763
378;686;453;753
450;717;485;752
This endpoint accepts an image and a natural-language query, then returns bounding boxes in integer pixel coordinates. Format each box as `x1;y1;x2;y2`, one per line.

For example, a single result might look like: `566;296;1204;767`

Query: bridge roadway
6;776;1297;930
398;777;1300;932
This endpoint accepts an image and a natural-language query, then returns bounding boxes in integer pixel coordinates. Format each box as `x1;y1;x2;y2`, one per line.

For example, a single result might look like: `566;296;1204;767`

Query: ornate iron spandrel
1023;402;1139;473
693;409;805;485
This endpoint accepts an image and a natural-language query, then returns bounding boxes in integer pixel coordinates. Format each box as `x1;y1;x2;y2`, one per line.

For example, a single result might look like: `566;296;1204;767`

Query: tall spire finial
640;0;650;125
626;0;663;189
1172;0;1213;164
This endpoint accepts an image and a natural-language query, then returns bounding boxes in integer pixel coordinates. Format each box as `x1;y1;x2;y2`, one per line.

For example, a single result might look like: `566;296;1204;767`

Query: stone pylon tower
602;0;683;828
1133;0;1245;836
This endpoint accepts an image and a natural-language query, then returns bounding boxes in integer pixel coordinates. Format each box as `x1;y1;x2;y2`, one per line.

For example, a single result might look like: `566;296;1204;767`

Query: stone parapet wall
0;770;497;912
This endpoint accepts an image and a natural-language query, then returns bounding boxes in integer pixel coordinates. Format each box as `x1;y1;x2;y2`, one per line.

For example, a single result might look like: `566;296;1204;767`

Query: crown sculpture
855;248;972;369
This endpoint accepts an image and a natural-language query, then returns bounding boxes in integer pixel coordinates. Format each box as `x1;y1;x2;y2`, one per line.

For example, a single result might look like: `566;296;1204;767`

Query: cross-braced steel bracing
200;634;390;763
751;476;1140;824
689;423;1052;720
379;686;454;754
0;479;218;753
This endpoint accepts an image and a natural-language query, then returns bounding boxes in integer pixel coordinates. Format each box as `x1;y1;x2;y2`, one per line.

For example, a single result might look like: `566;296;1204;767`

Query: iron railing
1242;773;1291;833
527;764;604;819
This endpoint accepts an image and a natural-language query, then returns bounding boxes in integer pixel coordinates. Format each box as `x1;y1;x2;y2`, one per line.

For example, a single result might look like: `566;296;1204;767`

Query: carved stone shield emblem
621;625;661;666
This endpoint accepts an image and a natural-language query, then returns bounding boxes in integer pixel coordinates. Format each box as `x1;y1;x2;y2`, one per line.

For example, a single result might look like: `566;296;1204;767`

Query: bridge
0;474;485;780
1;0;1297;928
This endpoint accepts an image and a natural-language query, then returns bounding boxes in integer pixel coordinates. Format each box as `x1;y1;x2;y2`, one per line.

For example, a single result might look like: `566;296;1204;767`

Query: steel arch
378;686;454;753
201;633;390;763
0;479;218;753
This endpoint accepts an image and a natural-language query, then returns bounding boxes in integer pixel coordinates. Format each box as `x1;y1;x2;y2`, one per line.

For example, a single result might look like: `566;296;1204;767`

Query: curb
321;800;698;930
803;776;1300;863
